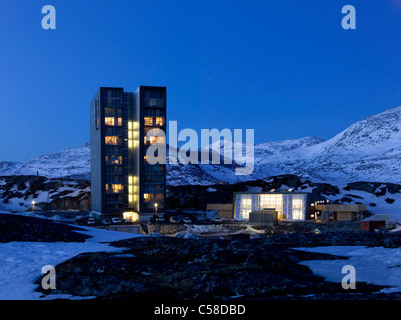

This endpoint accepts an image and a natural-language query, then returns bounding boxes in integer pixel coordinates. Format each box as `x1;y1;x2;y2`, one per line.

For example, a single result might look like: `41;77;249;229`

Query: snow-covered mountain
0;143;91;180
169;106;401;184
1;107;401;185
260;106;401;183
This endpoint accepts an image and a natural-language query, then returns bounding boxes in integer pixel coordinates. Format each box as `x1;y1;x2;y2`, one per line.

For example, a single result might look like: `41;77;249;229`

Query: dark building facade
90;86;166;221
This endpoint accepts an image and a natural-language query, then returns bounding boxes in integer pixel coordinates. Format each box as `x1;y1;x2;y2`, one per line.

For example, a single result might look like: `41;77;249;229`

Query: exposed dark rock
386;198;396;204
345;194;364;199
340;197;352;203
0;213;90;243
35;230;401;300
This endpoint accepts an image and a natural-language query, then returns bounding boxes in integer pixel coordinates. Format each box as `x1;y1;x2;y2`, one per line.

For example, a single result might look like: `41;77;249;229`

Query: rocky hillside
166;174;401;219
0;175;90;212
2;174;401;221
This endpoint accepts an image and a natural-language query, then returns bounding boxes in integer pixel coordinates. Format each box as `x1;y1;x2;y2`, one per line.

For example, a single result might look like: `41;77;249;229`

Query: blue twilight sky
1;0;401;161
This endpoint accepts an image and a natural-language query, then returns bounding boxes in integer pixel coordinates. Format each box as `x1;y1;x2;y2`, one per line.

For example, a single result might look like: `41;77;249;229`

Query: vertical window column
128;121;139;149
128;175;138;206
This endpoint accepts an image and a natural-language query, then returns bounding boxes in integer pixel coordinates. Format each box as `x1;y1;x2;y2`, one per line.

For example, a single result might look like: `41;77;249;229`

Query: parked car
158;215;165;222
169;216;180;224
102;218;112;225
112;217;122;224
211;217;222;224
182;217;192;224
87;217;96;225
150;215;157;223
75;216;87;225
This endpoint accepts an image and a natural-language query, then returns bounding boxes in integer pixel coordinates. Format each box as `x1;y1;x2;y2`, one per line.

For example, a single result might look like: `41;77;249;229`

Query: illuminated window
105;117;115;126
112;184;123;193
240;198;252;219
105;117;122;126
144;117;153;126
260;194;283;217
155;194;164;202
105;184;123;193
105;155;123;165
147;136;157;145
105;136;120;145
292;197;304;220
155;117;164;126
144;193;153;202
123;212;139;222
144;134;165;145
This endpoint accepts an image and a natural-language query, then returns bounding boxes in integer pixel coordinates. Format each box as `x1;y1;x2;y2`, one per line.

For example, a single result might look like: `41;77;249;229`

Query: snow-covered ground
295;246;401;293
0;212;141;300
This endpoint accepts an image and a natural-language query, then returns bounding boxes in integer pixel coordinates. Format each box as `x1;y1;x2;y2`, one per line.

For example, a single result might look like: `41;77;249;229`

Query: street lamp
154;203;159;233
32;201;35;214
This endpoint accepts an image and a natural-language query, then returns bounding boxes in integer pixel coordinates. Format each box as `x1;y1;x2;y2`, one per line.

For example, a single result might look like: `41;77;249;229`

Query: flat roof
233;191;308;195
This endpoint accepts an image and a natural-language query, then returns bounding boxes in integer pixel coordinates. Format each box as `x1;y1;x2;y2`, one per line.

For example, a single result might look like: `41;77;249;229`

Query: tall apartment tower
90;86;166;221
